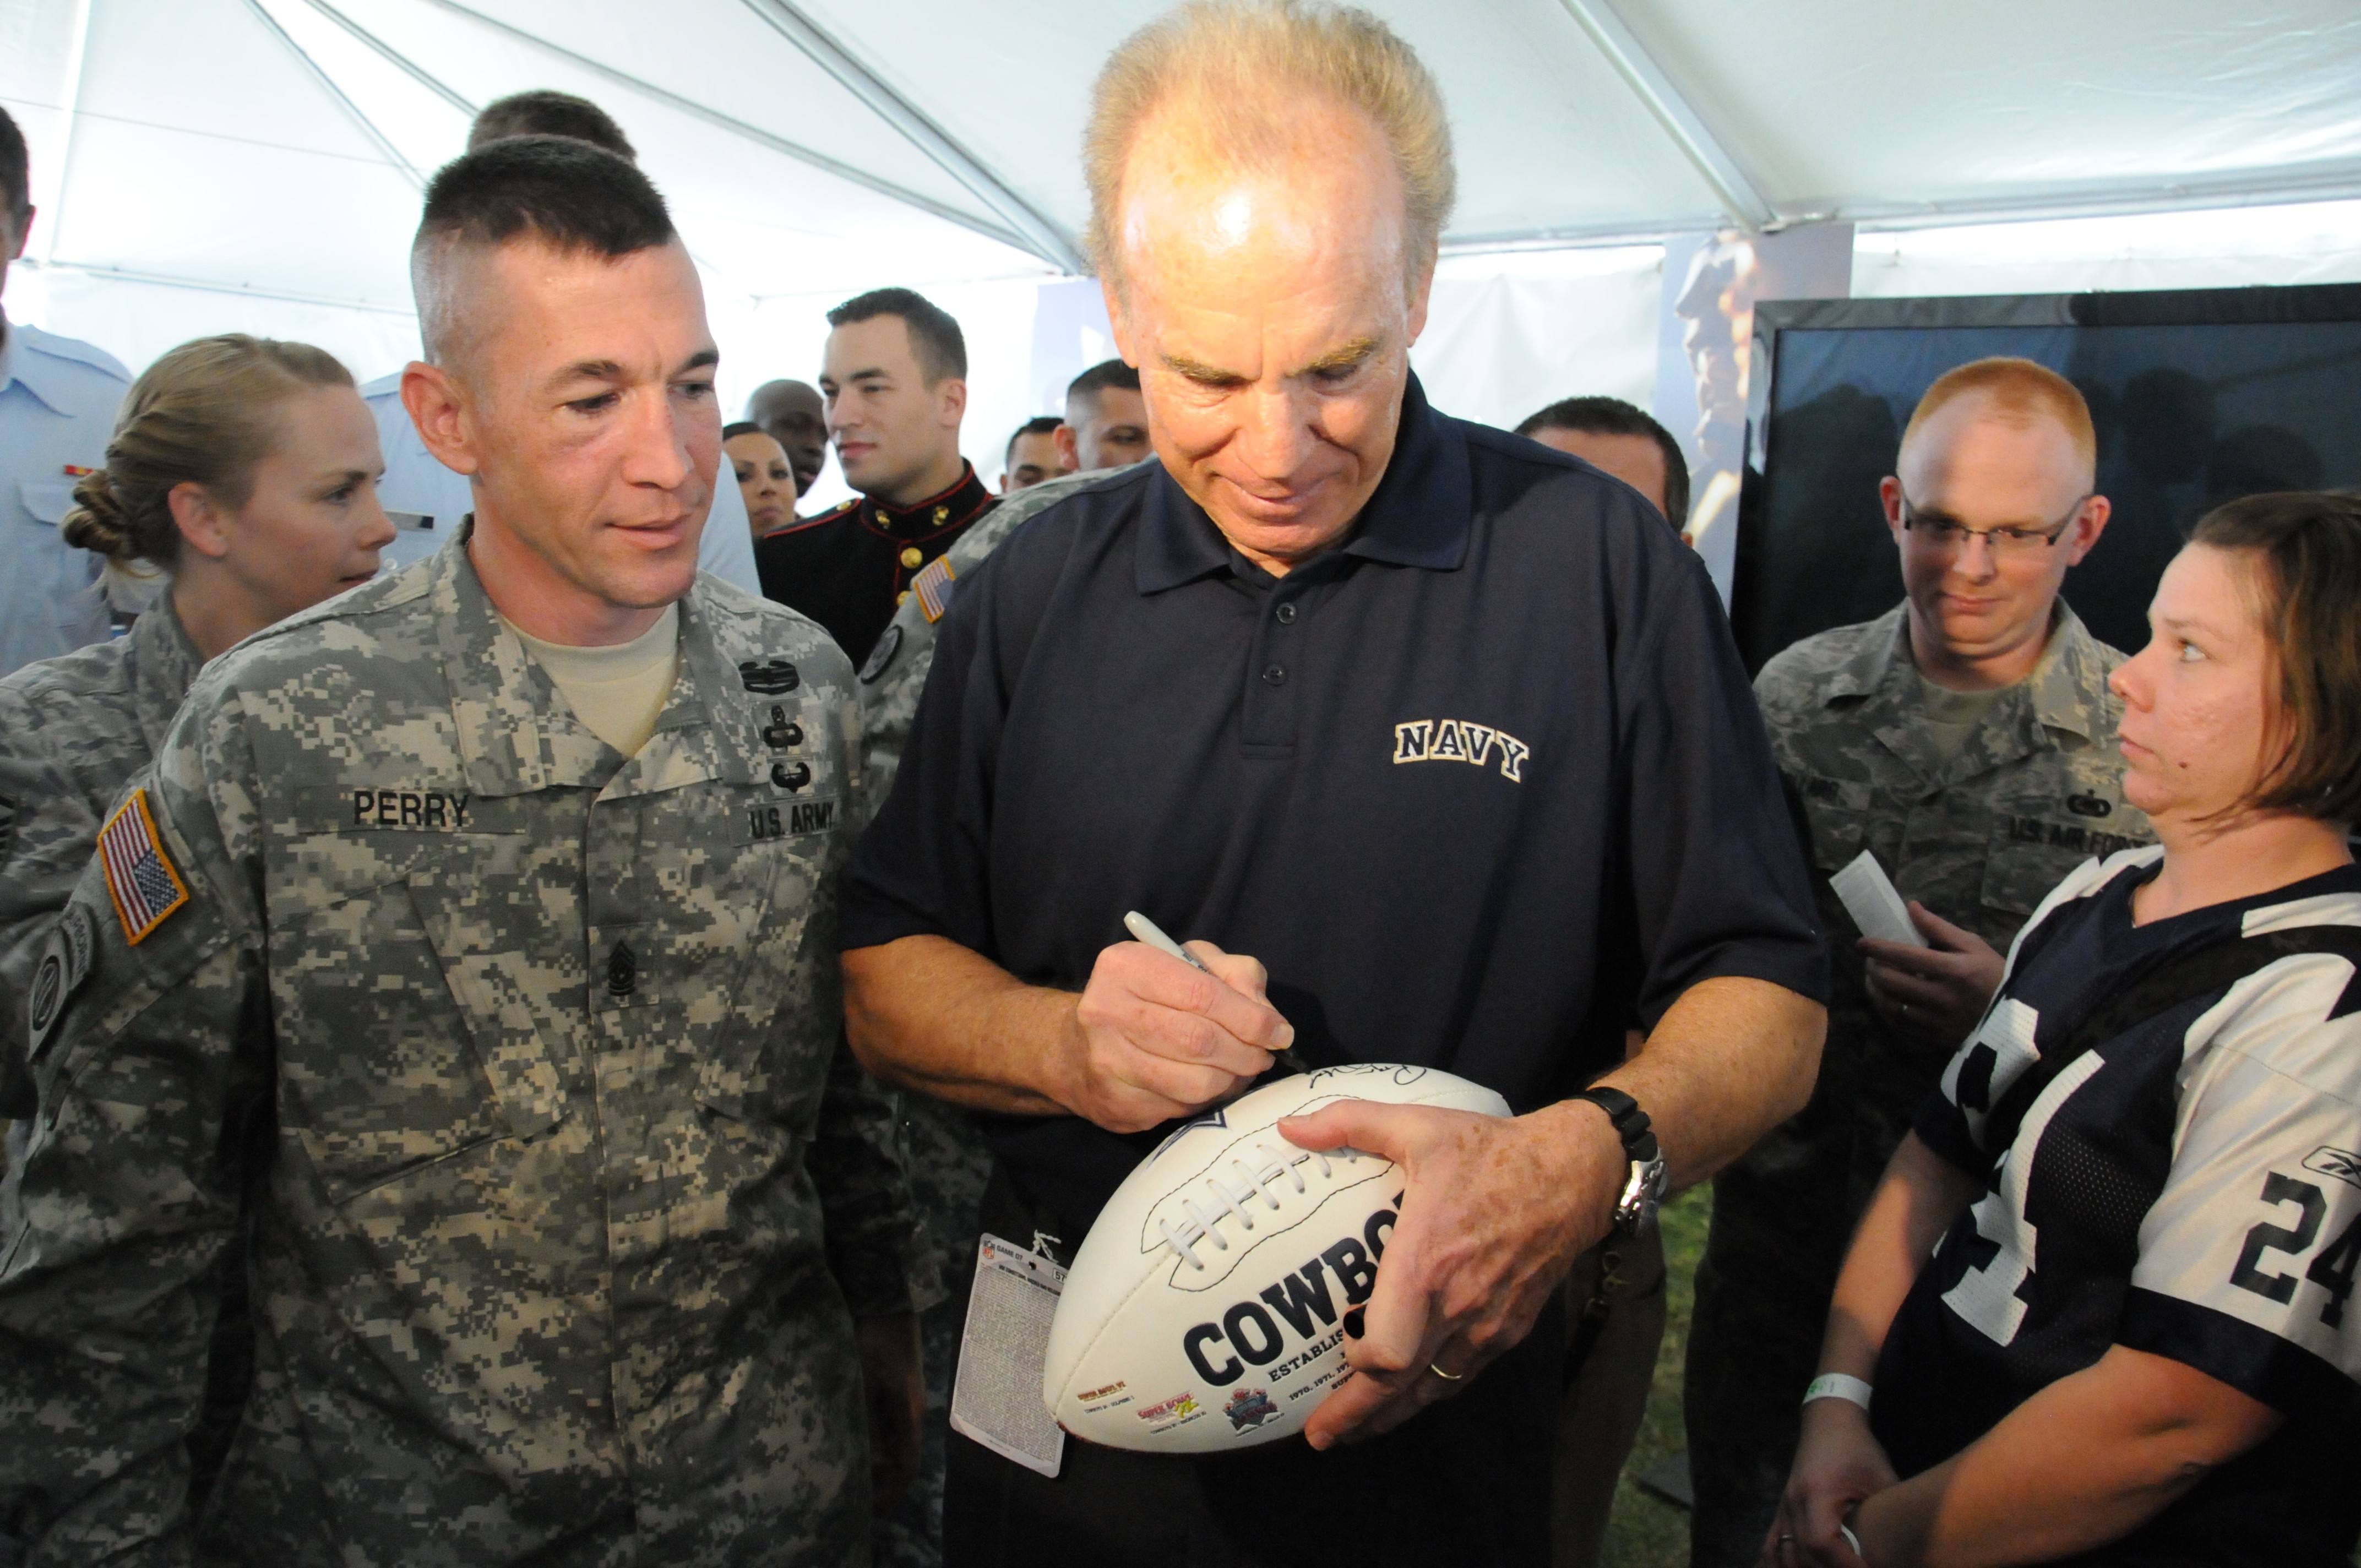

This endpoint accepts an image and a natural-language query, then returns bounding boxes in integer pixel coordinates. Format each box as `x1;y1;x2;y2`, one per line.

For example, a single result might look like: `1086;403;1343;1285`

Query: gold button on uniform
897;590;911;605
900;547;923;569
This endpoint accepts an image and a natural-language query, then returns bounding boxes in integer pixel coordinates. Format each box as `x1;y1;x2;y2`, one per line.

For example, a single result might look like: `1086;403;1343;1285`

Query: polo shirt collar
1135;371;1470;595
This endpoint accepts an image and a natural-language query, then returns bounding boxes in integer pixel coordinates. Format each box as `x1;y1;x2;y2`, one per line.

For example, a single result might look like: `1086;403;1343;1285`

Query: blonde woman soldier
0;333;392;1118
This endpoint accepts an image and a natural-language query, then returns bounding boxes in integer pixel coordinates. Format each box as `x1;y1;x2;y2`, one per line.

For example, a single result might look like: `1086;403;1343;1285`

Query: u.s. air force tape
27;902;96;1061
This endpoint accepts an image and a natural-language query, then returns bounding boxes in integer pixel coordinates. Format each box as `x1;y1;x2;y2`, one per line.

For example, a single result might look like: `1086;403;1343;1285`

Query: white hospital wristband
1802;1373;1874;1412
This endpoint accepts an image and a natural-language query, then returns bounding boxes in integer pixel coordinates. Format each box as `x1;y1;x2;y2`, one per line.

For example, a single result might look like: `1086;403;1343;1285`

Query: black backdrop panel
1731;285;2361;673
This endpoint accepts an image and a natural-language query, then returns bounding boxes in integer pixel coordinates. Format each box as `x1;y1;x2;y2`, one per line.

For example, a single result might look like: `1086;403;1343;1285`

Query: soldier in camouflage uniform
0;138;922;1564
856;465;1111;1568
1685;359;2154;1565
0;333;391;1117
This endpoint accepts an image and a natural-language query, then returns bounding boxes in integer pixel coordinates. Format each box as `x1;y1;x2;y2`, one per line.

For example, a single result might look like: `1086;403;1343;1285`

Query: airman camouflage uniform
1684;600;2153;1566
855;466;1108;1568
0;532;924;1565
0;600;202;1113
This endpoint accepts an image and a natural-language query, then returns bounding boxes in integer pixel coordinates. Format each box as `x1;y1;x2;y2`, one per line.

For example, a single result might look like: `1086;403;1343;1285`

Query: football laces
1156;1142;1359;1270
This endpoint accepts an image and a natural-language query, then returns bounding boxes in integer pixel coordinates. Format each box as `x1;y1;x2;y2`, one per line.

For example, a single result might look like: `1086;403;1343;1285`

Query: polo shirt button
1275;603;1297;624
1261;665;1286;687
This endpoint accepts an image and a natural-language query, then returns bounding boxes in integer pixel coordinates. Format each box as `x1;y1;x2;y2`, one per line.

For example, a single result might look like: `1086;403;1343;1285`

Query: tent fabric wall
9;0;2361;521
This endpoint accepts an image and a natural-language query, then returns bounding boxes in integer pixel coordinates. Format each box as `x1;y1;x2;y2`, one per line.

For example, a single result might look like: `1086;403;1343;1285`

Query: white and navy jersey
1875;846;2361;1566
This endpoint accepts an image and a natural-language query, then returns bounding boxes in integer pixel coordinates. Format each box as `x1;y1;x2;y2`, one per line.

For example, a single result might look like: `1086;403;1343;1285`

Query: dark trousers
944;1168;1565;1568
1684;1003;1939;1568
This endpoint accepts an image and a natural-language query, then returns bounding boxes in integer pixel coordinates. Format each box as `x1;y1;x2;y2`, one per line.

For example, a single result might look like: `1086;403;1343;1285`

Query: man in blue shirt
837;7;1828;1563
0;106;130;677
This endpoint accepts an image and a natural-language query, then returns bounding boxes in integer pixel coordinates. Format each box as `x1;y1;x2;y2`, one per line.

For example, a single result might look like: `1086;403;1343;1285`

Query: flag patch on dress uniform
913;554;958;623
96;788;188;944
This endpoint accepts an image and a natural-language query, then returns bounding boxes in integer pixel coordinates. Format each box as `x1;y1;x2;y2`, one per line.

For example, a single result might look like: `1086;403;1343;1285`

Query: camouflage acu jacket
0;602;202;1112
0;534;922;1565
849;469;1117;1310
1748;599;2155;1198
1756;600;2151;936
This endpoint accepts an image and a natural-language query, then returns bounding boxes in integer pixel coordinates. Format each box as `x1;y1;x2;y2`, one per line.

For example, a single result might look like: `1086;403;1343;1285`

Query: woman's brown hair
2187;491;2361;824
61;333;352;568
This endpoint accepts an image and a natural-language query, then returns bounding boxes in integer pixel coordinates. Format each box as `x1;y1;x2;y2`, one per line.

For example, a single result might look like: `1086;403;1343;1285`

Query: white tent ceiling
8;0;2361;316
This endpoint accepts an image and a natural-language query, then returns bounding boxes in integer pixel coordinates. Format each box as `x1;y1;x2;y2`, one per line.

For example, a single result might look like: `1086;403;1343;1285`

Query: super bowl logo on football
1223;1387;1279;1431
1043;1066;1510;1453
1134;1392;1202;1433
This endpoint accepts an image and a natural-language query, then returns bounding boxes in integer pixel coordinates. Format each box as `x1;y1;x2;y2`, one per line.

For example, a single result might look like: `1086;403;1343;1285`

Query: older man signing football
839;4;1829;1562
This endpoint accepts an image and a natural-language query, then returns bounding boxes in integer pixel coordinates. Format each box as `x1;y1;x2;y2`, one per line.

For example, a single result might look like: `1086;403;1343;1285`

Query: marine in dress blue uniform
0;312;128;676
755;461;995;665
360;369;764;593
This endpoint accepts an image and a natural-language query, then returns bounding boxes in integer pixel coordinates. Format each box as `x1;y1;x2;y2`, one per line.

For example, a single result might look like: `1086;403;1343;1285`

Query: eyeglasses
1899;489;2092;557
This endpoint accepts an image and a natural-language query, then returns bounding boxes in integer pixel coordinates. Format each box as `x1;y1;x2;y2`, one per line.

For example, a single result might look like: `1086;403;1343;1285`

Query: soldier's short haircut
2187;491;2361;824
1085;1;1456;292
1007;414;1064;465
1066;358;1141;408
826;287;967;385
1902;357;2096;475
0;104;30;231
468;90;637;161
410;137;676;366
1516;395;1690;530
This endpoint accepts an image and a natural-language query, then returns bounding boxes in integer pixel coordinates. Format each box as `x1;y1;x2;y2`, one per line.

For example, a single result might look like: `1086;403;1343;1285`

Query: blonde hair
62;334;352;568
1084;0;1455;290
1901;357;2097;476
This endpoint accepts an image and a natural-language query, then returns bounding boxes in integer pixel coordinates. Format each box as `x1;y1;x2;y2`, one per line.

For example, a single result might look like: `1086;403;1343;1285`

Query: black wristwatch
1572;1086;1667;1237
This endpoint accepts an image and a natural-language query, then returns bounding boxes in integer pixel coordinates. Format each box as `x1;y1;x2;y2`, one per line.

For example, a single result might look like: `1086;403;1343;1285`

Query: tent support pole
1557;0;1776;233
298;0;477;116
23;257;419;315
33;0;95;265
242;0;425;189
738;0;1085;274
407;0;1040;260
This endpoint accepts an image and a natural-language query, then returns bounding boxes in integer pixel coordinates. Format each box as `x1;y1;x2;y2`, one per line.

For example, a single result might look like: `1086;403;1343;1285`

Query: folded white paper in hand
1830;850;1929;948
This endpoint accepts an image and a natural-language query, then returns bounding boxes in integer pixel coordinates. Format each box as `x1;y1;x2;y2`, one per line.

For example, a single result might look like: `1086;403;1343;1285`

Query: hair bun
61;467;137;561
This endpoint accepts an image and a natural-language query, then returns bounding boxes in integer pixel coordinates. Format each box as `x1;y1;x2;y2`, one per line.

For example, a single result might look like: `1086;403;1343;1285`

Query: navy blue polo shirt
841;374;1826;1238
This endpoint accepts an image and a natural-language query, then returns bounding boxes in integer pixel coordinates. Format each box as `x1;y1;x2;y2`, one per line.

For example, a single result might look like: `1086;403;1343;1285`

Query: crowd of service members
2;4;2359;1567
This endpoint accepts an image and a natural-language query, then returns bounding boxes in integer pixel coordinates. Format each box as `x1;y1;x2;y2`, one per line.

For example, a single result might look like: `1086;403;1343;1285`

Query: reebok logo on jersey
1391;719;1530;782
2304;1146;2361;1190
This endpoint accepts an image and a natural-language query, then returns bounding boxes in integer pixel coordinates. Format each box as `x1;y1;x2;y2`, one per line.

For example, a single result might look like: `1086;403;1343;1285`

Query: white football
1042;1065;1511;1452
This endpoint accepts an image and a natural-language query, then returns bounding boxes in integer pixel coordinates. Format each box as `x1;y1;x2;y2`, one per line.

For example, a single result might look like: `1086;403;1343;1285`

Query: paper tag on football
1830;850;1927;948
950;1234;1068;1478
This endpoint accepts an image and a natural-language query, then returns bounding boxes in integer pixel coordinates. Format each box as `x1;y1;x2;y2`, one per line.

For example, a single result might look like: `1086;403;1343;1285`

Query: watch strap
1573;1086;1660;1161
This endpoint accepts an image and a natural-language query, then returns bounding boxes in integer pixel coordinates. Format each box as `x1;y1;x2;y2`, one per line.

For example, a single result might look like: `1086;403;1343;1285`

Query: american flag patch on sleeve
96;788;188;945
912;554;958;623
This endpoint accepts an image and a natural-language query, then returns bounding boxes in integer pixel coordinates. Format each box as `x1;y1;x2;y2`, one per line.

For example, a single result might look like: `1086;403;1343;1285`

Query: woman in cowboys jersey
1771;492;2361;1568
